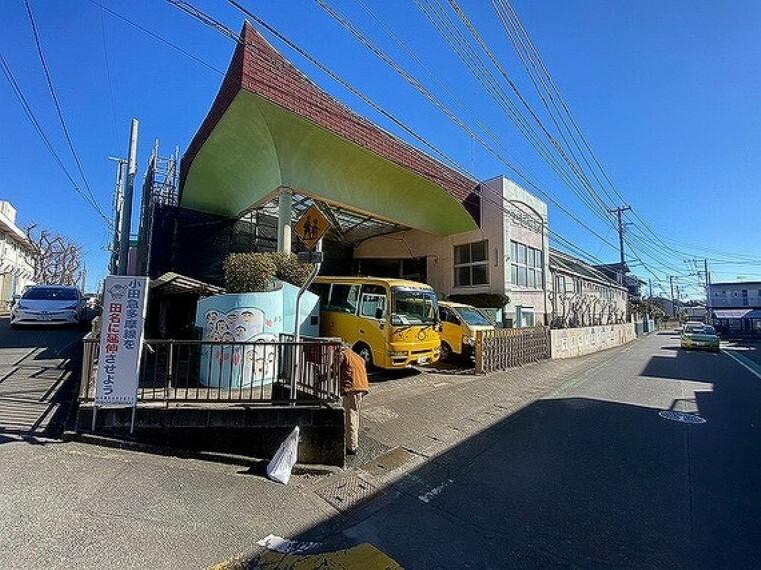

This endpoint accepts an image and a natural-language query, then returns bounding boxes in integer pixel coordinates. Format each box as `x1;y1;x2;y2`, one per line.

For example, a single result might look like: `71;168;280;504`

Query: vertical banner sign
95;276;149;408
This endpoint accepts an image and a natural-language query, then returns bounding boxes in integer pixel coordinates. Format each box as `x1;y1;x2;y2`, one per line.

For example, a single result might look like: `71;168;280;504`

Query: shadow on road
0;316;87;438
254;344;761;568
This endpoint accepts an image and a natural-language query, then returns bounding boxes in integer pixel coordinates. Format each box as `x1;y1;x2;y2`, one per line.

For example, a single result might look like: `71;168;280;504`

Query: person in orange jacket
340;345;369;455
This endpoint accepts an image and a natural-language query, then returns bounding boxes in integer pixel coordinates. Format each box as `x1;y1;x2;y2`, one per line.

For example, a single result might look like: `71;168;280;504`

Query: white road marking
723;350;761;381
418;479;453;503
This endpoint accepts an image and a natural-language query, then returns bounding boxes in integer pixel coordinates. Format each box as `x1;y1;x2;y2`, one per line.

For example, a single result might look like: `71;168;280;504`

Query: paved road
0;316;86;437
296;332;761;568
3;331;760;568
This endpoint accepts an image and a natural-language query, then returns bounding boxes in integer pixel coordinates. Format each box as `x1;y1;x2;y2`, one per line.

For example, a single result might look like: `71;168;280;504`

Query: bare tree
25;225;83;287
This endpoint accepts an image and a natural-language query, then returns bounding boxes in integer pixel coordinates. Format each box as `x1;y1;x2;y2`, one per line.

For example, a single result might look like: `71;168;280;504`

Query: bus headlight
462;336;476;346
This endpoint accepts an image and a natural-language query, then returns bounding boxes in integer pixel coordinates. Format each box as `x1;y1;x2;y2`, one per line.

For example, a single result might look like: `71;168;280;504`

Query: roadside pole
292;240;323;401
118;119;138;276
290;204;331;402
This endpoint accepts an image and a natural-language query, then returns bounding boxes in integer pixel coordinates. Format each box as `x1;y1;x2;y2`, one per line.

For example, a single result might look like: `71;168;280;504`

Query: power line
414;0;619;236
170;0;616;270
316;0;622;255
86;0;225;76
0;54;111;225
24;0;111;227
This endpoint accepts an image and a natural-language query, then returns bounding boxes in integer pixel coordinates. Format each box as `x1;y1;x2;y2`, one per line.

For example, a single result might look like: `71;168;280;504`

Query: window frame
453;240;490;288
510;240;543;289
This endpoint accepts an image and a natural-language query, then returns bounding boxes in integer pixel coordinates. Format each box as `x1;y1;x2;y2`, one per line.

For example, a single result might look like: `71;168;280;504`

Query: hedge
223;252;313;293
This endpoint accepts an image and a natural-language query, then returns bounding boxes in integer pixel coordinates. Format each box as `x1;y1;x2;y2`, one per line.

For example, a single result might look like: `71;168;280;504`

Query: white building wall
355;176;549;327
710;283;761;308
0;201;37;303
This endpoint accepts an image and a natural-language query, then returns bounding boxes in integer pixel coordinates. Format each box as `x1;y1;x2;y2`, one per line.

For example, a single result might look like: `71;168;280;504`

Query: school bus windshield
391;287;438;326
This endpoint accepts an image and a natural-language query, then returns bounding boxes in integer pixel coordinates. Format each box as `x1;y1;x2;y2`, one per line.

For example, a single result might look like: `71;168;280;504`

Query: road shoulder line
723;349;761;381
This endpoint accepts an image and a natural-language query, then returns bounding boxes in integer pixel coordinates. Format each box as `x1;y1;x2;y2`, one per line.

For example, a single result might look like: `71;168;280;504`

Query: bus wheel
353;343;373;370
440;342;453;362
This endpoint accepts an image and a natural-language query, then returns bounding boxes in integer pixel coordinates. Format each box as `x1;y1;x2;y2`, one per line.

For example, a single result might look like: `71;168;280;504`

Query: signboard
293;205;331;250
95;276;149;408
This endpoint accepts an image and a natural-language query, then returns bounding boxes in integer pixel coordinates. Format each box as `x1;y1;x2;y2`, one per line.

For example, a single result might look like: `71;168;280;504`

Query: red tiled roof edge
180;21;480;221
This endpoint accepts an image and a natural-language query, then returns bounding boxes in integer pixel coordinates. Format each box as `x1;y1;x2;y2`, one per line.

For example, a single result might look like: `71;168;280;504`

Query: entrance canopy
180;22;479;237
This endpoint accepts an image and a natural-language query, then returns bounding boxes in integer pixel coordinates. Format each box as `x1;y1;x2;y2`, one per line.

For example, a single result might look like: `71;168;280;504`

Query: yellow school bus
310;276;441;369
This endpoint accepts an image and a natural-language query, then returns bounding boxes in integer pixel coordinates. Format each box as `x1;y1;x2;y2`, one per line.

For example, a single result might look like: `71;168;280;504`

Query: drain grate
315;474;377;512
658;410;707;424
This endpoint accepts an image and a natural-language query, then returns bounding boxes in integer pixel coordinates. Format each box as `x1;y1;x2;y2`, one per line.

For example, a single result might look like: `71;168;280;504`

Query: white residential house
0;201;36;305
354;176;550;327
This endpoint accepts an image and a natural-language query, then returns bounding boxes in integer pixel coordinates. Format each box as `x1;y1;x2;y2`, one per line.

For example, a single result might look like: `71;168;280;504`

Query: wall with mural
550;323;636;360
195;281;319;388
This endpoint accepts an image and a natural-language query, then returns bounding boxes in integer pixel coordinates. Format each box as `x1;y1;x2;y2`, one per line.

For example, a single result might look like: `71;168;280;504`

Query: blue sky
1;0;760;299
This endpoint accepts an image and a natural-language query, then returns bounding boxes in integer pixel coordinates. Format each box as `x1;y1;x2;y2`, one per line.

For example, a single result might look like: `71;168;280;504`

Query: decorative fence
474;326;550;373
80;333;343;405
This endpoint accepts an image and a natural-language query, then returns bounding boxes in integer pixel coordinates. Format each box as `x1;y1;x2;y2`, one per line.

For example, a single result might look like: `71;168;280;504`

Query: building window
510;241;543;288
454;240;489;287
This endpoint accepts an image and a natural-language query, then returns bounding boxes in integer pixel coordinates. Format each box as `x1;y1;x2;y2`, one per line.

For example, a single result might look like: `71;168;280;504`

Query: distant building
683;305;707;322
0;201;36;304
649;296;676;317
593;261;645;300
709;281;761;335
548;249;628;328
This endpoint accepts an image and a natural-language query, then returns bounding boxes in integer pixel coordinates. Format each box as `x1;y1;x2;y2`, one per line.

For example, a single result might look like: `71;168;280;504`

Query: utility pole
609;205;632;284
107;156;126;275
118;119;139;276
669;275;676;318
648;279;653;298
704;258;711;320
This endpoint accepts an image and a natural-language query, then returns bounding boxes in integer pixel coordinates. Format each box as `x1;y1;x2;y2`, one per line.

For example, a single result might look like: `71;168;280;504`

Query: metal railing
80;334;342;405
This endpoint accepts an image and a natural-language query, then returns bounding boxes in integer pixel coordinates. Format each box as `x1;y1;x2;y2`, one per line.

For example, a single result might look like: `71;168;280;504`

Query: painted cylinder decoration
195;281;319;388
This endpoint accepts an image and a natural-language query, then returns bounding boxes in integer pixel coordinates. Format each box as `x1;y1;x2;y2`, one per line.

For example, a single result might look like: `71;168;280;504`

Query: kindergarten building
142;21;554;327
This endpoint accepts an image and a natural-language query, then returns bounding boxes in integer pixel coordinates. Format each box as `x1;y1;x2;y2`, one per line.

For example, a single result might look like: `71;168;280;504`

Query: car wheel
440;342;453;362
353;343;373;370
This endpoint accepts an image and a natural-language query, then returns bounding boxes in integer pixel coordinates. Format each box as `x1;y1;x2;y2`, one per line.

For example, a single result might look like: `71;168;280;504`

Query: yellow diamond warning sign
293;205;331;250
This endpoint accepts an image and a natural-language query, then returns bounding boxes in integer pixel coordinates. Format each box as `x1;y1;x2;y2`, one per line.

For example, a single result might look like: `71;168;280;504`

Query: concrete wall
550;323;636;359
77;404;346;466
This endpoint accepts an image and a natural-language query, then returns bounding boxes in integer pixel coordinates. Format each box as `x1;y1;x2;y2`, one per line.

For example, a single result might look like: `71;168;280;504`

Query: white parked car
10;285;86;328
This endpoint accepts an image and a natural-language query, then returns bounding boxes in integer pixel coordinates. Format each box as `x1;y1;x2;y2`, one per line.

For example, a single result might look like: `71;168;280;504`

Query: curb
61;430;341;477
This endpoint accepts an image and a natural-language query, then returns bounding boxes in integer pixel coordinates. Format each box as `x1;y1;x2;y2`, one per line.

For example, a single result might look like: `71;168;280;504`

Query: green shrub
271;252;314;287
224;253;277;293
223;252;314;293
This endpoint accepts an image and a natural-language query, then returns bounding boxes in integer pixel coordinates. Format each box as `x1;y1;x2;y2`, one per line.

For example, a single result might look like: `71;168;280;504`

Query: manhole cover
315;474;377;512
658;410;707;424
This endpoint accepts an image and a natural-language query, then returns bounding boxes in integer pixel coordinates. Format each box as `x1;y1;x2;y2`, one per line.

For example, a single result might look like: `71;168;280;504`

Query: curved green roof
181;91;478;236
